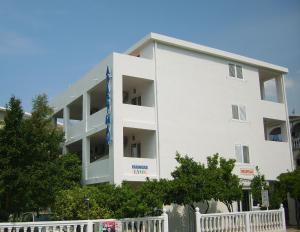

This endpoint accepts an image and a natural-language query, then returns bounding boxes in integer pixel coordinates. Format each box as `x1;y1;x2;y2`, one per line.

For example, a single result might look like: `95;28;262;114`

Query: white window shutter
239;105;247;121
232;105;239;119
235;145;243;163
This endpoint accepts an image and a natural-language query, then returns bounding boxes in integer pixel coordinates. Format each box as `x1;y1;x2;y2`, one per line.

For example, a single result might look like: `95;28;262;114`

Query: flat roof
126;33;288;73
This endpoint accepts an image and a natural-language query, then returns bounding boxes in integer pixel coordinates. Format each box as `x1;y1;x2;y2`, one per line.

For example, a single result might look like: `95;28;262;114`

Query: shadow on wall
166;201;226;232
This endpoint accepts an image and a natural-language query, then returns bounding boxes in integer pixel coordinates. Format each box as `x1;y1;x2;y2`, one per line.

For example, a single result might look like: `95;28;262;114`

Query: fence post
195;207;201;232
245;211;250;232
162;208;169;232
280;203;286;230
87;220;93;232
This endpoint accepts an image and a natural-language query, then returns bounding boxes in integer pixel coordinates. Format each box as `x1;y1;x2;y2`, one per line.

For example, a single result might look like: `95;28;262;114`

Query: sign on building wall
105;66;112;145
239;168;255;176
132;164;148;174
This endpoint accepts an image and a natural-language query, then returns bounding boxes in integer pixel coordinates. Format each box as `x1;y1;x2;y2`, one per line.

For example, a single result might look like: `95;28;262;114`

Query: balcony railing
292;137;300;150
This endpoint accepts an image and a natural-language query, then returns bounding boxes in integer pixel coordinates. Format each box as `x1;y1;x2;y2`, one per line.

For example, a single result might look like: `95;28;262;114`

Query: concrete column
275;76;284;103
82;136;90;183
83;92;90;132
63;106;70;154
259;79;265;100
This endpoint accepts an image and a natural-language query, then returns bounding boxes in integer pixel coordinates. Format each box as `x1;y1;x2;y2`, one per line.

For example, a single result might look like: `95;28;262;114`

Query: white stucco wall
153;42;292;181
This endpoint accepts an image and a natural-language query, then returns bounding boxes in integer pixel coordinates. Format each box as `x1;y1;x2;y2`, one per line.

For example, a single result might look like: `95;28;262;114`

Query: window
232;105;247;121
235;144;250;163
228;64;243;79
131;143;141;157
131;96;142;106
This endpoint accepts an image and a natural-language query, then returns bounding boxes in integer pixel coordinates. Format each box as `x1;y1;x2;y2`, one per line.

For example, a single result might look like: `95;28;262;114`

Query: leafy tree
0;94;81;221
53;186;112;220
0;96;26;220
135;178;170;216
207;154;242;212
250;167;268;206
167;153;209;211
167;153;242;212
277;167;300;228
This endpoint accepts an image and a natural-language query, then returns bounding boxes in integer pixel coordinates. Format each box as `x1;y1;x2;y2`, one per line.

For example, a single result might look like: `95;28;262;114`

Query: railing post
195;207;201;232
87;220;93;232
280;203;286;230
245;212;250;232
162;208;168;232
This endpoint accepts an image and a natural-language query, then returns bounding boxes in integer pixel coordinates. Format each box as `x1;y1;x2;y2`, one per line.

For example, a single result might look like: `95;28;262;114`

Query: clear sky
0;0;299;114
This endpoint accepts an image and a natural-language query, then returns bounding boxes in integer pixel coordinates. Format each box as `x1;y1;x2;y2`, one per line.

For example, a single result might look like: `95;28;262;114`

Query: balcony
87;108;106;131
122;104;156;129
293;137;300;150
68;120;84;141
263;118;288;142
259;69;284;104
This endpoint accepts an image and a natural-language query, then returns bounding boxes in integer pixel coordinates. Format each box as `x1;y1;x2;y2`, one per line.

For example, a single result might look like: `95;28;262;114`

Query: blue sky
0;0;299;114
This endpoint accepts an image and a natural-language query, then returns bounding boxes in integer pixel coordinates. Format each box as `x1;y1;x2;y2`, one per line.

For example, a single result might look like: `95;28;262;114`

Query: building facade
51;33;293;205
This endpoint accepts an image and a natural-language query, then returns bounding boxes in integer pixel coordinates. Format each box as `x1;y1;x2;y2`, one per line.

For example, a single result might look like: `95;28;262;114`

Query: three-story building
51;33;293;199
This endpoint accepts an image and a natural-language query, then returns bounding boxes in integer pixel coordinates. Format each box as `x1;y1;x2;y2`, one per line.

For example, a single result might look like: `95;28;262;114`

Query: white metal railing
195;204;286;232
0;209;168;232
120;209;168;232
292;137;300;149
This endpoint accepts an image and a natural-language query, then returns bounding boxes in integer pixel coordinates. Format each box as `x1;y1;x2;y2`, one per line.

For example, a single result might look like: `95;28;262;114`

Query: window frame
235;144;250;164
228;63;244;80
231;104;247;121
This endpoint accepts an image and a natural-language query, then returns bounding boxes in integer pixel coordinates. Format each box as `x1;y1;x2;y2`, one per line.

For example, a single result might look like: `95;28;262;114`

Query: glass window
229;64;236;77
235;144;250;163
243;146;250;163
235;145;243;163
232;105;239;120
239;105;247;121
236;65;243;79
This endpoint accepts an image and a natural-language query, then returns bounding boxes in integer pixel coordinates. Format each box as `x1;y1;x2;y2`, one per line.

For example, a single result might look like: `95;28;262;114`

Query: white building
51;33;293;211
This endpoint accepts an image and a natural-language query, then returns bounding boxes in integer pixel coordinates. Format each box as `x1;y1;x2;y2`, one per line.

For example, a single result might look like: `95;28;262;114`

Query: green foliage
53;186;112;220
53;181;166;220
250;167;268;206
0;96;27;220
207;154;242;212
167;153;242;212
0;95;81;221
278;167;300;201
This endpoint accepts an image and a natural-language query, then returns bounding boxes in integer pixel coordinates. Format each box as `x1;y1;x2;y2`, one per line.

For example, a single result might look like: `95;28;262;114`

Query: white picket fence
120;209;168;232
0;209;168;232
195;204;286;232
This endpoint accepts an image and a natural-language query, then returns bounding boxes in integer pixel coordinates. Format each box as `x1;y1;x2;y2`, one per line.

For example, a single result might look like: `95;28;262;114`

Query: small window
229;64;236;77
228;64;243;79
232;105;239;120
232;105;247;121
236;65;243;79
131;143;141;158
131;96;142;106
235;144;250;163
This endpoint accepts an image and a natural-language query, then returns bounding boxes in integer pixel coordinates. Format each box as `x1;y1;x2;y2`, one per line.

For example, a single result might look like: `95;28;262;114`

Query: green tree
167;153;242;212
0;96;26;220
0;94;81;221
53;186;112;220
207;154;242;212
135;178;170;216
168;153;209;211
278;167;300;228
250;167;268;206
